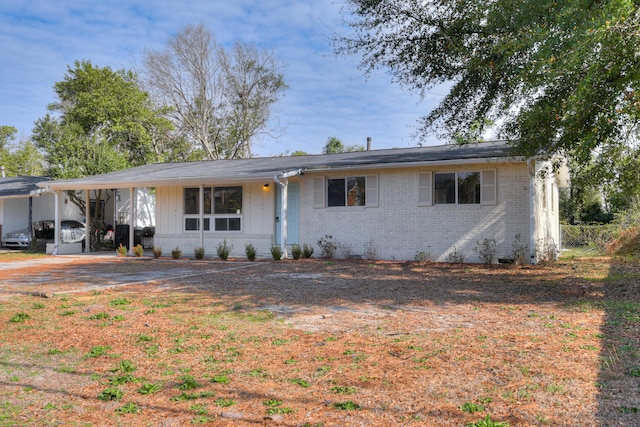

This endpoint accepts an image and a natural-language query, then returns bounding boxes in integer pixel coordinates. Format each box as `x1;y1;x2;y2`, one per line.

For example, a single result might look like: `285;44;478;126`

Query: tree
337;0;640;166
141;23;288;160
32;60;175;237
0;126;45;176
322;136;365;154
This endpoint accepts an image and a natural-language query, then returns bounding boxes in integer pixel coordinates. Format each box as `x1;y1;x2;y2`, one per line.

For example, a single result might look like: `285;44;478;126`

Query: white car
2;220;86;249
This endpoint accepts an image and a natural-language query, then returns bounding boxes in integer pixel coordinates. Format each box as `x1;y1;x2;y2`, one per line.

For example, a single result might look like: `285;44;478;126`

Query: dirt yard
0;254;638;426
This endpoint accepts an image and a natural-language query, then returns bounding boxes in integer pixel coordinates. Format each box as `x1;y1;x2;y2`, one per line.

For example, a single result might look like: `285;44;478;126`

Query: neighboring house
37;141;563;263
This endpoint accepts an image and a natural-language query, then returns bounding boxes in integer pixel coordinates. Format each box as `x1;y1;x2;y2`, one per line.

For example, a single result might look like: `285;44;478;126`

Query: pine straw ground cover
0;255;638;426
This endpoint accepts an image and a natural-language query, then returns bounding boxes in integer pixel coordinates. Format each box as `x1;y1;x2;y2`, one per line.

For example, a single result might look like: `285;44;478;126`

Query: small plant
414;248;434;264
171;246;182;259
88;312;110;320
110;298;131;306
9;312;30;323
210;374;230;384
115;402;141;414
446;247;465;263
116;244;128;257
111;360;136;374
465;415;509;427
137;382;162;395
333;401;360;410
302;243;314;258
98;387;124;401
461;402;485;413
245;243;257;261
194;246;205;260
216;240;233;260
512;234;529;265
289;378;311;387
339;243;353;259
177;374;200;390
363;239;378;261
152;245;162;258
86;345;111;358
317;235;338;258
474;238;497;264
214;398;236;407
132;244;144;257
291;244;302;260
330;385;357;395
270;245;283;260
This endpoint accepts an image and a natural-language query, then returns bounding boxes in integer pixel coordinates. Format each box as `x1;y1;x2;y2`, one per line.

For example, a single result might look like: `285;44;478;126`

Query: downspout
528;159;537;264
274;169;301;258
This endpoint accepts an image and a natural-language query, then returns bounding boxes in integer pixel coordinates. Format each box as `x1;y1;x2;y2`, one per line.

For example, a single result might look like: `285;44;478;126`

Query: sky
0;0;447;157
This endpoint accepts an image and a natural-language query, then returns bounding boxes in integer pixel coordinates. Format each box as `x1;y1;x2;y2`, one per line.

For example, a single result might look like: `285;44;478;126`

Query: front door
275;182;299;245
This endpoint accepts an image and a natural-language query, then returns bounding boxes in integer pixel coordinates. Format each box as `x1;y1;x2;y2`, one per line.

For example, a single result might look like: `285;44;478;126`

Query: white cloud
0;0;441;154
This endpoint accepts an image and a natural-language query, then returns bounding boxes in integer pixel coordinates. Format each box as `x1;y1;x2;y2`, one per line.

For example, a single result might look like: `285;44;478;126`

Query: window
327;176;366;207
184;186;243;231
425;170;496;205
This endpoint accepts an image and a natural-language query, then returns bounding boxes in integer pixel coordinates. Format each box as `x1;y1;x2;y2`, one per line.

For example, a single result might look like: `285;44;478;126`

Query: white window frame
313;175;378;208
419;169;496;206
183;186;244;232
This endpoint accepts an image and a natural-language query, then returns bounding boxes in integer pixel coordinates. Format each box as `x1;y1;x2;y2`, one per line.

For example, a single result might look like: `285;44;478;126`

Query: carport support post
53;191;60;255
199;184;204;249
129;187;135;255
85;189;90;252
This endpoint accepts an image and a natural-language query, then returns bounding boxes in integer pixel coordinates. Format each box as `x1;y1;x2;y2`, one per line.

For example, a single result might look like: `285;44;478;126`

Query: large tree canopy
141;24;288;160
32;60;176;179
338;0;640;164
0;125;44;176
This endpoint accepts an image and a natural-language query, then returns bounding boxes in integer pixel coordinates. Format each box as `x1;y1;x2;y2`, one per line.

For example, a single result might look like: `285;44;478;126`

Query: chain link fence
561;224;617;251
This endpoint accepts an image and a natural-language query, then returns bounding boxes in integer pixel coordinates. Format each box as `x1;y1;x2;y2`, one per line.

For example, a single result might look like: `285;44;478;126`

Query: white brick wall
299;162;537;262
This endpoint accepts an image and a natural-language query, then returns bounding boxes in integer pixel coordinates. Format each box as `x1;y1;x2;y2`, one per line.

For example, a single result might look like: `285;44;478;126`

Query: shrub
171;247;182;259
216;240;233;260
116;244;128;257
194;246;205;260
512;234;529;265
291;244;302;260
317;235;338;258
270;245;283;260
302;243;314;258
414;248;434;264
245;244;257;261
133;244;144;257
339;243;353;259
152;246;162;258
474;238;497;264
446;247;465;263
363;239;378;261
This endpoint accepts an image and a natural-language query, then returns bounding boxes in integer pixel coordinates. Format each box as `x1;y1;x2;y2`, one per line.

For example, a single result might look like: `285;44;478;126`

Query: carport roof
0;176;51;198
38;141;520;190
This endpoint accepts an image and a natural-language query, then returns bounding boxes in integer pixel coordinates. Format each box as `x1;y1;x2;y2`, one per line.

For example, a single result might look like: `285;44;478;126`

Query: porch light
263;183;269;190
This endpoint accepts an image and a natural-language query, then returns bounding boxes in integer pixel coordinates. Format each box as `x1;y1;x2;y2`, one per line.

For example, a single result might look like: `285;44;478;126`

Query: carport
37;179;149;255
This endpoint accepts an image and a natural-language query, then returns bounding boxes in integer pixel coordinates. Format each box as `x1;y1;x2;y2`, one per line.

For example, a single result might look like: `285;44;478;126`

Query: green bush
171;247;182;259
270;245;283;260
245;244;257;261
116;244;128;257
291;244;302;260
302;243;314;258
194;246;205;260
133;244;144;257
216;240;233;260
152;246;162;258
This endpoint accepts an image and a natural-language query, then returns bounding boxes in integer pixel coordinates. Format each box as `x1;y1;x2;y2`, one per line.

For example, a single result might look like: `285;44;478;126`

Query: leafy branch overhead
337;0;640;164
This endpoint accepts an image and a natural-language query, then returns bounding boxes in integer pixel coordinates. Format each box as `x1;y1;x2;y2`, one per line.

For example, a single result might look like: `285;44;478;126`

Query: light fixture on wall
263;183;270;190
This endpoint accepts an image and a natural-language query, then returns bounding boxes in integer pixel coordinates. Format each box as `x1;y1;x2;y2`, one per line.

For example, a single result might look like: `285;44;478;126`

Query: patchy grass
0;257;637;425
